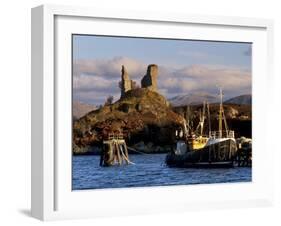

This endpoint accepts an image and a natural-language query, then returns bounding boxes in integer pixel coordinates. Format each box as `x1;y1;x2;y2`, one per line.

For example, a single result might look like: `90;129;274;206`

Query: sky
73;34;252;105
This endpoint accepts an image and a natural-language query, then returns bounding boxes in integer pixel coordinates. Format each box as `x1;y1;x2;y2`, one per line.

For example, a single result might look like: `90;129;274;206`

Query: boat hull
166;138;237;168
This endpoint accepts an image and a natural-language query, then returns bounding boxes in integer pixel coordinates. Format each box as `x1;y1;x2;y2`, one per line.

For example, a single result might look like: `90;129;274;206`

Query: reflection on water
72;154;251;190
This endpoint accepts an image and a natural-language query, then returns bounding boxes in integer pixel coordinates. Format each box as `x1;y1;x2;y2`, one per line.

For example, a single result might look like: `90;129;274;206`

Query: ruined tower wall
141;64;158;92
120;65;132;97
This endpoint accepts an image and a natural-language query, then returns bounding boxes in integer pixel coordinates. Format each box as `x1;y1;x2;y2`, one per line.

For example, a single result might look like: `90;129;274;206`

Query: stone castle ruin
120;64;158;97
120;65;132;97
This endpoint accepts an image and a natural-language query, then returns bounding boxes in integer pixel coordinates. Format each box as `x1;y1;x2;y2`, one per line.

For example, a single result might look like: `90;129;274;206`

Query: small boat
166;88;237;168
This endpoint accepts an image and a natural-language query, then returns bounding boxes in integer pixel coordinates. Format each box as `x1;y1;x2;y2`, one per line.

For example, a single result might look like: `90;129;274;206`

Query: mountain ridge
225;94;251;105
169;93;252;106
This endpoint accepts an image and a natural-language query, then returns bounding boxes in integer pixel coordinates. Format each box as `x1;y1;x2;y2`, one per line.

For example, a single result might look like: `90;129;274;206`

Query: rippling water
72;154;252;190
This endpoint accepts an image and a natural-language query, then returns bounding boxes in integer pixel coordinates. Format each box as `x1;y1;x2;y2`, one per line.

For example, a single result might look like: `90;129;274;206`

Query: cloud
73;57;251;104
177;50;211;60
73;56;147;104
159;65;251;98
73;56;146;79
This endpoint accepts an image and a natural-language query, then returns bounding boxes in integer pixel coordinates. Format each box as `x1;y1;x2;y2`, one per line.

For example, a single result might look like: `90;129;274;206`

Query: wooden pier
100;133;133;167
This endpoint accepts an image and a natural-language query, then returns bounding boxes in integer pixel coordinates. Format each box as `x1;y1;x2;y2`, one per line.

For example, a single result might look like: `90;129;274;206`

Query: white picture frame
31;4;274;221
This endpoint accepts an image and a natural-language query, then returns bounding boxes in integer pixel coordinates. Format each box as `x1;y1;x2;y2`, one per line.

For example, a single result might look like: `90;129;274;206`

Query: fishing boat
166;88;237;168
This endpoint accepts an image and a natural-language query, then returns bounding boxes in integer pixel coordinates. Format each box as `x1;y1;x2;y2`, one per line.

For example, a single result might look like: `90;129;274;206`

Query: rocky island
73;64;186;154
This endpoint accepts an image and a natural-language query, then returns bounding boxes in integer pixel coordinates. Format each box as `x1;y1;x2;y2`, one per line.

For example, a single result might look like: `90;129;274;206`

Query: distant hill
225;94;252;105
73;101;97;119
169;93;252;107
169;93;219;107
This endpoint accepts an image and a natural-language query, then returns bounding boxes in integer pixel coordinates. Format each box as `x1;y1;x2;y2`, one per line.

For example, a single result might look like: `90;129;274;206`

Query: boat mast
195;102;206;137
219;88;223;138
186;105;190;136
207;102;211;136
200;102;206;136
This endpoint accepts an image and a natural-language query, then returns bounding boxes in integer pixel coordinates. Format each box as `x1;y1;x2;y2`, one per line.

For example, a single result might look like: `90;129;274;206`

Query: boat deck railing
209;130;235;139
107;133;124;140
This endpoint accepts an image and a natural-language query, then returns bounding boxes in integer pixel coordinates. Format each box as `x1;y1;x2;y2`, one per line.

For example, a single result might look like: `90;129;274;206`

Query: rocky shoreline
73;141;173;156
73;137;252;156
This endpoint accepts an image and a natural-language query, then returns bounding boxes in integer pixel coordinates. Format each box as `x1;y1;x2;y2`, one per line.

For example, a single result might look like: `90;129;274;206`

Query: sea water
72;154;251;190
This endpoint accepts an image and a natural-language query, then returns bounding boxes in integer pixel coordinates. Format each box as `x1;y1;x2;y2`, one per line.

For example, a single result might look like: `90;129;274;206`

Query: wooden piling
100;133;133;166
